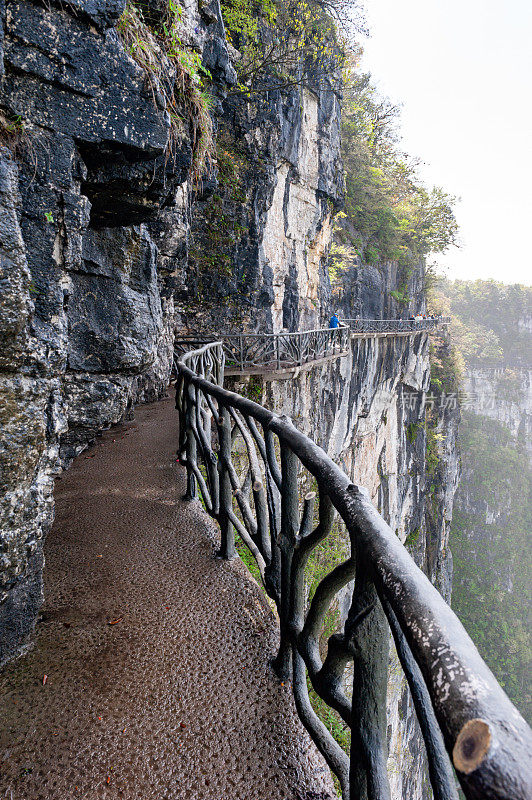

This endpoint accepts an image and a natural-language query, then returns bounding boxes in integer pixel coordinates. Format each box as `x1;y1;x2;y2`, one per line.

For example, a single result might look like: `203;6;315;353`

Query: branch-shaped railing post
347;550;391;800
217;404;236;559
238;334;244;372
380;595;459;800
184;381;197;501
273;438;299;682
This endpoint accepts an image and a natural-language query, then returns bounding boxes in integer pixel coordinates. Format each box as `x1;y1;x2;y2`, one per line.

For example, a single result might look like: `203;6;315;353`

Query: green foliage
117;0;214;181
235;535;262;583
308;677;350;792
429;339;464;392
304;528;348;604
220;0;351;93
390;288;410;304
425;419;444;479
404;527;420;549
242;376;263;403
449;317;503;361
496;370;523;403
188;129;256;279
406;421;422;444
450;413;532;722
334;63;459;274
0;110;26;149
434;278;532;366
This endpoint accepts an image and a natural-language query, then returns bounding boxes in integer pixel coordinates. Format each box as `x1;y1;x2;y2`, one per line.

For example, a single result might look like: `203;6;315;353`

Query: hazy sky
360;0;532;285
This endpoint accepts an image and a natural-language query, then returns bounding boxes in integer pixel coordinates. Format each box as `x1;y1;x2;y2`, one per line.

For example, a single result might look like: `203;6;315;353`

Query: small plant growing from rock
0;110;26;152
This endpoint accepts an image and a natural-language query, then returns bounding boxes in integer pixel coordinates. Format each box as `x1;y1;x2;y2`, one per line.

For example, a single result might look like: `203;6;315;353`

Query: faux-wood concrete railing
175;325;350;373
175;318;449;376
176;340;532;800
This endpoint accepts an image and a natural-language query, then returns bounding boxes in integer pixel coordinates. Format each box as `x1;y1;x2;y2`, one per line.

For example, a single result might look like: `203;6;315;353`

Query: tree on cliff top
330;55;459;303
433;278;532;366
220;0;365;92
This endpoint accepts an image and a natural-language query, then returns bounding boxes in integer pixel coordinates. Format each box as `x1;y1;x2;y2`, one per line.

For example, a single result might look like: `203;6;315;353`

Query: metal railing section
342;317;451;334
176;341;532;800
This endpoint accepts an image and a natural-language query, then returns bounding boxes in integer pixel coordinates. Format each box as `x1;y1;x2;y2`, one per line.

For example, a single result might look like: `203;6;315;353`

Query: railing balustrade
175;325;350;373
175;319;449;376
342;317;451;334
176;341;532;800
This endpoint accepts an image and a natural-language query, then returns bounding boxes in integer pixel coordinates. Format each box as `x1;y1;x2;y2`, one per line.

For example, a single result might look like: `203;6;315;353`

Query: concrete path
0;397;334;800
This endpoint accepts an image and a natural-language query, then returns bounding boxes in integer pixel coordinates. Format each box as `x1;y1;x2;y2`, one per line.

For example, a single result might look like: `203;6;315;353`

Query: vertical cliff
462;365;532;457
229;275;460;800
437;280;532;724
178;81;342;334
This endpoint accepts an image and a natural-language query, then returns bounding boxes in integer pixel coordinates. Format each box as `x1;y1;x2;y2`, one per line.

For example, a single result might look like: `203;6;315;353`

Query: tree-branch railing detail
176;341;532;800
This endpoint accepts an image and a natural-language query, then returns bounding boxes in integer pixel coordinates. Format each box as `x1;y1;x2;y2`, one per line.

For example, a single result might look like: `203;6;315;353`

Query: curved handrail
176;341;532;800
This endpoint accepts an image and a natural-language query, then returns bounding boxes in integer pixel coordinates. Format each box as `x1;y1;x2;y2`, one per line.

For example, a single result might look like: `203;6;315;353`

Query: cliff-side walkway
0;397;334;800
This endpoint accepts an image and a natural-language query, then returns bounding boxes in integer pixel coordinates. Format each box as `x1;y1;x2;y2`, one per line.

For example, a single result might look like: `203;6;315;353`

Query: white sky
360;0;532;285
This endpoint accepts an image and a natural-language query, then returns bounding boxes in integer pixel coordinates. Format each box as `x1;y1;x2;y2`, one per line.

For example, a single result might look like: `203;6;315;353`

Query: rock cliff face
438;283;532;723
178;80;342;334
0;0;190;662
450;362;531;723
0;0;343;663
463;365;532;457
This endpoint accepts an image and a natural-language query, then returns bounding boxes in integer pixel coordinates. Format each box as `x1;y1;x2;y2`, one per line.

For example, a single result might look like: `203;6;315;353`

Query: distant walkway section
0;398;334;800
343;316;451;336
176;326;350;377
175;317;450;376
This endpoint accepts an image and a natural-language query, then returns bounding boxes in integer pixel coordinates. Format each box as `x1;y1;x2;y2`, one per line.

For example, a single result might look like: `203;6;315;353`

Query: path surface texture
0;397;334;800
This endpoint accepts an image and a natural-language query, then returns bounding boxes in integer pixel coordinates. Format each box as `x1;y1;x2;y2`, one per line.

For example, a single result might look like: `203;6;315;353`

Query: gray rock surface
0;0;218;660
0;0;345;663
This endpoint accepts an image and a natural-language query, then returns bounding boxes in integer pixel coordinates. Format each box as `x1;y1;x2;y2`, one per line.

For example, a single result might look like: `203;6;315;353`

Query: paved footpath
0;396;334;800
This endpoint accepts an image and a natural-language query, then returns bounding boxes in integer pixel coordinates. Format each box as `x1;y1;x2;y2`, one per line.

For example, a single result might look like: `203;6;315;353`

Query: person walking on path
329;313;340;329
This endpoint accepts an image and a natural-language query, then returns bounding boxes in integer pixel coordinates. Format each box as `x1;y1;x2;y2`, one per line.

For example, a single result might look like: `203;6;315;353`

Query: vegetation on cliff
330;55;459;301
451;413;531;722
117;0;214;180
431;278;532;365
220;0;355;92
434;279;532;723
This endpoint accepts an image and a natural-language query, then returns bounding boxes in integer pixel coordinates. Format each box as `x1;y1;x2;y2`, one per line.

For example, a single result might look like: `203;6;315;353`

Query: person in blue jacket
329;312;340;329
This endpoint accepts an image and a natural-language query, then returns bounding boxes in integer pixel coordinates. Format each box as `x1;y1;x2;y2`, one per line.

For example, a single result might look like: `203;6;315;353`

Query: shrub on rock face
220;0;351;93
117;0;215;183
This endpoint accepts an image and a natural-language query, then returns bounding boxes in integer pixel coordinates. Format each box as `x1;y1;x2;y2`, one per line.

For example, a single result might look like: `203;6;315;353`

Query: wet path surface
0;397;334;800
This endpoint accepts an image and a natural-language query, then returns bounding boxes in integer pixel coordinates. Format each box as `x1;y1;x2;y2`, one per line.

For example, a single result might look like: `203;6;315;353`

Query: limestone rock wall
0;0;216;662
178;77;342;334
463;366;532;457
0;0;344;664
